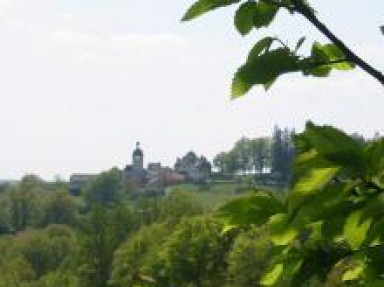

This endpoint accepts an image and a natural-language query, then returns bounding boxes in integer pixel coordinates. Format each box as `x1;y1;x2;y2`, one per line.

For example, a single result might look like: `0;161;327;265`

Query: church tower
132;141;144;171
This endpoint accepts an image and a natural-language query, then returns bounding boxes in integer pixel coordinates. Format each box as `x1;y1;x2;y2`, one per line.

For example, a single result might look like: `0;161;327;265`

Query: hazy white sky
0;0;383;180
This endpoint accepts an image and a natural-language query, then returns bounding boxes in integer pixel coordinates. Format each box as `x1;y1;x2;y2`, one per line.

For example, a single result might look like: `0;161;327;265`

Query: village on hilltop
69;142;212;196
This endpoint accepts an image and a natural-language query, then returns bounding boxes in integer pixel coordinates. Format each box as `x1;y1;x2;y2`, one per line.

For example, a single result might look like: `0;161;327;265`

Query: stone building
174;151;211;183
123;142;147;186
68;174;94;196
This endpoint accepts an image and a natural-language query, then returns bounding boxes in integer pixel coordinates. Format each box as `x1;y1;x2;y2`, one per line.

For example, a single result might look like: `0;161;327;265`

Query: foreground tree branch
293;1;384;85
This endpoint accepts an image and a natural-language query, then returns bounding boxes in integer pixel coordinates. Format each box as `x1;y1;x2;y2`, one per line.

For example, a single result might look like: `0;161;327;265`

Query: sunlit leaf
232;48;299;98
301;123;366;173
344;209;373;250
260;263;283;286
290;166;340;212
261;251;303;286
342;265;364;282
182;0;240;21
267;213;298;245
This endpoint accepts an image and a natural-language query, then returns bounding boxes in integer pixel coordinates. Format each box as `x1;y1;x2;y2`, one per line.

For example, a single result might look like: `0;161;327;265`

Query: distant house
174;151;211;183
147;162;162;183
69;174;94;196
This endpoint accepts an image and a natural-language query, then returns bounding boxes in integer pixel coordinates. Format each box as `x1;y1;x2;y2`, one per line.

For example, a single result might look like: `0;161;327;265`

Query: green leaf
182;0;240;21
342;265;364;282
247;37;275;62
330;61;355;71
232;48;299;98
261;252;303;286
344;209;373;250
260;263;283;286
216;192;284;227
294;166;339;195
306;65;332;77
364;138;384;177
366;218;384;247
301;123;366;173
290;165;340;212
292;183;353;228
310;42;355;72
311;42;344;62
235;2;256;35
253;2;279;28
267;213;298;245
263;77;277;91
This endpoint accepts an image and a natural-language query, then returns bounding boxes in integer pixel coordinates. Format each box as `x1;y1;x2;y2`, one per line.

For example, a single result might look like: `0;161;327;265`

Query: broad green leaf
366;217;384;247
261;251;303;286
235;2;256;35
361;195;384;246
182;0;240;21
299;57;331;77
290;166;340;212
330;61;355;71
253;2;279;28
232;73;253;97
342;265;364;282
267;213;298;245
232;48;299;98
216;192;284;226
344;209;373;250
247;37;275;62
306;64;332;77
364;138;384;177
311;42;344;62
292;183;353;228
301;42;355;76
301;123;366;173
260;263;283;286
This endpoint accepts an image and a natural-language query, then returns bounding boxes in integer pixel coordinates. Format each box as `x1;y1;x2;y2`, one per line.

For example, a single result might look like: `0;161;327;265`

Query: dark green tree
227;227;273;287
250;137;271;176
83;168;123;208
77;207;113;287
163;216;229;287
40;190;77;226
110;222;172;287
213;151;238;174
77;205;134;287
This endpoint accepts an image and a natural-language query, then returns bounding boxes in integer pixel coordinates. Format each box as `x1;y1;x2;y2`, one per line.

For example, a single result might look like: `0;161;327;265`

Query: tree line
0;175;277;287
213;126;296;182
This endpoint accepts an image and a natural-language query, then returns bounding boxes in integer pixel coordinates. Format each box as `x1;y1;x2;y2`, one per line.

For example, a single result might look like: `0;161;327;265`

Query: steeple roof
133;141;143;156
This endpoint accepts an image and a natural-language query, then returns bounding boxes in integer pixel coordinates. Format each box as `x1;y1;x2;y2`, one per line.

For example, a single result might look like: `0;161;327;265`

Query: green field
166;182;253;211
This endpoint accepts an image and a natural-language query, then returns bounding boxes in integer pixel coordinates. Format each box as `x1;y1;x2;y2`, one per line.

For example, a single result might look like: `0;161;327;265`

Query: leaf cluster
217;123;384;286
183;0;356;98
